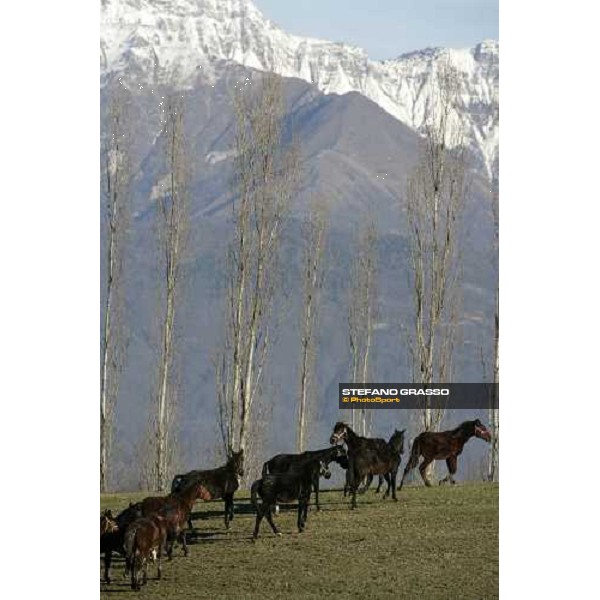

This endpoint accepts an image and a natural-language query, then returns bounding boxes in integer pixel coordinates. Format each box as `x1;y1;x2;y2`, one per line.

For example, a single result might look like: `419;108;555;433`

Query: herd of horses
100;418;491;591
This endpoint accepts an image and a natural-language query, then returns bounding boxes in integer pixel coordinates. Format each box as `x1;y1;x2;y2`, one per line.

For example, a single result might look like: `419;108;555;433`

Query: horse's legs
166;535;175;561
131;556;138;591
156;543;163;580
264;504;281;536
439;456;458;485
361;474;373;494
375;474;384;494
314;476;320;511
181;530;188;557
226;492;235;522
419;458;434;486
382;473;392;499
224;494;233;529
298;495;309;531
349;465;359;509
142;558;148;586
391;469;398;501
343;470;351;496
103;549;112;584
253;504;265;539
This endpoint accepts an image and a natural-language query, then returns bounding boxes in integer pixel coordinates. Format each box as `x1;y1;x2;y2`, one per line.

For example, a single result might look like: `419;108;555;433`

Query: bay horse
123;515;168;591
398;419;491;490
250;460;330;539
138;479;210;559
261;445;345;510
170;449;244;530
329;422;405;508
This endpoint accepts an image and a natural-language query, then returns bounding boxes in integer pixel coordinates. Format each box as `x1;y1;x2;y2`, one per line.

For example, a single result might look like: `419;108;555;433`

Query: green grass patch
101;483;498;599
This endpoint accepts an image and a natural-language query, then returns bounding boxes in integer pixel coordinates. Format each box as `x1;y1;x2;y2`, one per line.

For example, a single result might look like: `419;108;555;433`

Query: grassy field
101;483;498;599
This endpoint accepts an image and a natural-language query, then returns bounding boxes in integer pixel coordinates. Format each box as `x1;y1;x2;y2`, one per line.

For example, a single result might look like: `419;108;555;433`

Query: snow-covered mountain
101;0;498;176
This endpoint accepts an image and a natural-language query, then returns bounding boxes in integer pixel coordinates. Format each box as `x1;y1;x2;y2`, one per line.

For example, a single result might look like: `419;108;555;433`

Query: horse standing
363;429;406;497
123;515;168;591
261;445;345;510
138;479;210;559
329;422;405;508
250;460;330;539
101;503;143;584
398;419;491;490
171;449;244;529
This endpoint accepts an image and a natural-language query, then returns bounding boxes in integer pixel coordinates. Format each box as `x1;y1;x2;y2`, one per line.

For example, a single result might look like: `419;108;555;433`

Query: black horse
261;445;346;510
330;422;406;508
171;449;244;529
362;429;406;497
101;503;143;584
250;460;330;539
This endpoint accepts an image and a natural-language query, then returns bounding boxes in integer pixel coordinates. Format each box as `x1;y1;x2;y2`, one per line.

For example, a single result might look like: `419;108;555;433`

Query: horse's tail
123;523;138;572
250;479;262;511
407;435;422;467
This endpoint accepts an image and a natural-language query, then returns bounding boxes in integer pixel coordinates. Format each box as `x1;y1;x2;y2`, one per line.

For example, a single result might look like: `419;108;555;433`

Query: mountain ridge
100;0;498;176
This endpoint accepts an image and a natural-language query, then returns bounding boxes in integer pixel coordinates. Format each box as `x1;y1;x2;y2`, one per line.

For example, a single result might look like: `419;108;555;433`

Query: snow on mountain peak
101;0;498;176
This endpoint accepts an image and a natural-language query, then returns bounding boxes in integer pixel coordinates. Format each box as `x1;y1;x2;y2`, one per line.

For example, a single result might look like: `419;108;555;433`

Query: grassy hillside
101;483;498;599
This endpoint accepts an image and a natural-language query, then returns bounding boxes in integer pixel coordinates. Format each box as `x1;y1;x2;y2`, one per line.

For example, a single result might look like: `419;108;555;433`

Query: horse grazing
101;504;143;584
261;445;345;510
250;460;330;539
123;515;168;591
171;449;244;529
329;422;406;508
398;419;491;490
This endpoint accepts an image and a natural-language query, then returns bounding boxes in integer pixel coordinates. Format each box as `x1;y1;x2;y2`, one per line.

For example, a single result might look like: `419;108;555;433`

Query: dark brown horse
398;419;491;489
250;460;330;539
261;445;345;510
101;504;143;584
171;449;244;529
329;422;406;508
123;515;168;591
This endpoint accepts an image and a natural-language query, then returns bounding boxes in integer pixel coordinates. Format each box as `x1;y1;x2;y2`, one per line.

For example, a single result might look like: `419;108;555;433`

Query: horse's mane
449;421;474;437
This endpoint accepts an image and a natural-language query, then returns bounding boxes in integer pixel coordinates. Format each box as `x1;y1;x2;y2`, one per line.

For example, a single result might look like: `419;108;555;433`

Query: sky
253;0;499;60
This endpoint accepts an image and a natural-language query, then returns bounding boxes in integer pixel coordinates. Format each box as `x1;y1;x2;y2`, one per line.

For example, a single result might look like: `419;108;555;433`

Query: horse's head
230;448;245;477
472;419;492;442
319;460;332;480
330;422;348;445
100;511;118;536
390;429;406;454
334;445;347;459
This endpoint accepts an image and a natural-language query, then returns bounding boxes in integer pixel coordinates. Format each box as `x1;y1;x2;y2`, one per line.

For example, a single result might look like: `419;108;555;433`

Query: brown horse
123;515;168;591
329;422;406;508
398;419;491;489
171;449;244;529
138;479;210;559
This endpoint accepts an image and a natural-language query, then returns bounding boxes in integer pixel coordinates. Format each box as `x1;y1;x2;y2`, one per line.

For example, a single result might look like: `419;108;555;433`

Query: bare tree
297;201;328;452
216;74;298;475
404;62;467;439
487;180;499;482
150;96;189;491
100;84;130;493
348;221;378;437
